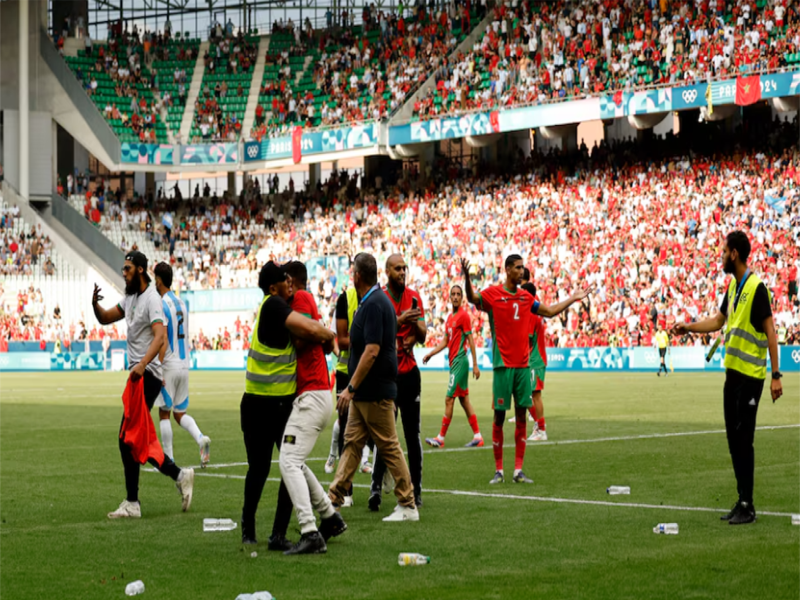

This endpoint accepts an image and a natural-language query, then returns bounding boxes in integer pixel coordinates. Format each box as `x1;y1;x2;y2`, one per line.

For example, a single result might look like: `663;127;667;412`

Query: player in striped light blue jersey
154;263;211;466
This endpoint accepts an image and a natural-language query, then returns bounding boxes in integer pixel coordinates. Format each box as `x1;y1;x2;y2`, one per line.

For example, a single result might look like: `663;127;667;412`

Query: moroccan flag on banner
735;75;761;106
292;126;303;164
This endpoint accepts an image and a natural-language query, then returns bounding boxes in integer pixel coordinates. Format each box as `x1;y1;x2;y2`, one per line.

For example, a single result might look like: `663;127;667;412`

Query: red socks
514;421;527;471
439;416;451;439
468;413;480;435
537;417;546;431
492;423;504;471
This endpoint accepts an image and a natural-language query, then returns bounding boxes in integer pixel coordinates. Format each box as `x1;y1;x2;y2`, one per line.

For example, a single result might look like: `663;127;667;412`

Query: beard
125;276;140;295
722;257;736;275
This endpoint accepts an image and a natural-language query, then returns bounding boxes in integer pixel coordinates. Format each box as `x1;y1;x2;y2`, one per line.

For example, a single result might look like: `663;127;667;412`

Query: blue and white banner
244;123;378;162
181;288;264;312
2;346;798;372
389;112;499;146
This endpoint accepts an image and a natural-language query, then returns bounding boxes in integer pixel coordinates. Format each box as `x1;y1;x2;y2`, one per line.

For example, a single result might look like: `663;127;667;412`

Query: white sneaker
108;500;141;519
324;454;336;474
382;471;395;495
507;416;516;423
528;413;535;422
360;460;373;474
176;468;194;512
528;429;548;442
199;436;211;467
342;495;354;508
382;504;420;522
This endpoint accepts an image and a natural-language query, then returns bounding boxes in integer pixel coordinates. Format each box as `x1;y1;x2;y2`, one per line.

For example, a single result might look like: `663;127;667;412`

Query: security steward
241;261;337;548
673;231;783;525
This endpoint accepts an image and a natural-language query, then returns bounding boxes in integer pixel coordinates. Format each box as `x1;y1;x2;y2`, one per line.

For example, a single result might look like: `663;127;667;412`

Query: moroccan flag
292;126;303;164
735;75;761;106
120;377;165;466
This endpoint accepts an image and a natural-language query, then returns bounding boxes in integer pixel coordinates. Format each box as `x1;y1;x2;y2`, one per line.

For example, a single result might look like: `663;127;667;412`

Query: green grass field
1;370;798;600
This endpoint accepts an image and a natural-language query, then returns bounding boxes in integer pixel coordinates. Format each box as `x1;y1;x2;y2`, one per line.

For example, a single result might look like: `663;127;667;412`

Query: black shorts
659;348;667;358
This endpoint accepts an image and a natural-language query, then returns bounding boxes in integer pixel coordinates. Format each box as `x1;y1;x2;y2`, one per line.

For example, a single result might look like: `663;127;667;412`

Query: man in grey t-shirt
92;251;195;519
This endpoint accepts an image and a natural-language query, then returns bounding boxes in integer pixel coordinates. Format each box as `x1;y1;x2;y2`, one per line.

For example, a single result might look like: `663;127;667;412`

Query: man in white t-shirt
92;251;195;519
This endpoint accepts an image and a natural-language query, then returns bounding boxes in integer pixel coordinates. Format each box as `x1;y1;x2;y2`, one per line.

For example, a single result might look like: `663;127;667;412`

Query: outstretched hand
459;258;470;276
671;323;690;337
92;284;103;305
572;283;595;302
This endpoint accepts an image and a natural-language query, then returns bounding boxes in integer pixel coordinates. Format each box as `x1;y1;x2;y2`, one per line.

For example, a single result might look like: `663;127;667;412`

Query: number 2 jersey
162;291;191;371
477;284;540;369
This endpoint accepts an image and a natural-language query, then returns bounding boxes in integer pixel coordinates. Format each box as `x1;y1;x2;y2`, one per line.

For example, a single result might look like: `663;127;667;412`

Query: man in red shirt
461;255;592;484
421;284;483;448
369;254;427;511
280;261;347;554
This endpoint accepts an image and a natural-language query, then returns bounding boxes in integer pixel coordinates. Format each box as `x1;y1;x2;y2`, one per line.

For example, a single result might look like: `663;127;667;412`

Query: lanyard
359;284;380;306
732;268;750;312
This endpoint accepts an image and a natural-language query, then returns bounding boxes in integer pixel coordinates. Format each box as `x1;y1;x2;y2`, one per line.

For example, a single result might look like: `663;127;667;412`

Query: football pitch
1;370;798;600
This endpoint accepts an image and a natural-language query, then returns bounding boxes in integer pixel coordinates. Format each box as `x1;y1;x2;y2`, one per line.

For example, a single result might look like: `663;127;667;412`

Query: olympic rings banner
2;346;798;372
243;123;378;163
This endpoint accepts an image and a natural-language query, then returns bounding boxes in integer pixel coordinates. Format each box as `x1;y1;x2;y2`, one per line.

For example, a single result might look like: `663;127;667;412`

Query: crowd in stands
251;4;478;139
76;113;800;349
0;283;124;347
1;206;58;278
413;0;800;119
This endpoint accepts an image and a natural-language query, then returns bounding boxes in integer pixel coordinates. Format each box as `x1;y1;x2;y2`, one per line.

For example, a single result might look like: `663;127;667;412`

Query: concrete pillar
308;162;321;190
227;171;237;195
416;144;435;183
19;1;29;198
145;172;155;197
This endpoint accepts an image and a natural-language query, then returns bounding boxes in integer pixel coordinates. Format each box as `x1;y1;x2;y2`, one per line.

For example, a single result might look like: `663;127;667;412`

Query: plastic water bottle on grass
792;514;800;526
653;523;679;535
398;553;430;566
125;580;145;596
204;518;237;531
607;486;630;495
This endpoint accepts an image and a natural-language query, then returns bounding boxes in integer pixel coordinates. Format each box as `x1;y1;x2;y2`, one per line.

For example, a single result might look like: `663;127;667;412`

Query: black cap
125;251;151;283
258;261;287;291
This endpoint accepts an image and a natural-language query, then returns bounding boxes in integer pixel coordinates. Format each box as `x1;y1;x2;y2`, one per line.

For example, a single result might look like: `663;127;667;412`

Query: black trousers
120;370;181;503
240;393;294;538
371;367;422;500
723;369;765;505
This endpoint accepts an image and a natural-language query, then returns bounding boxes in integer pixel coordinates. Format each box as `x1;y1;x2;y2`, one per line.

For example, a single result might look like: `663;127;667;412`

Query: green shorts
446;357;470;398
531;364;546;392
492;367;532;411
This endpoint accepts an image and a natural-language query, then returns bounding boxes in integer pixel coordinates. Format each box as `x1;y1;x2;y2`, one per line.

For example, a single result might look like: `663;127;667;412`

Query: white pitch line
154;472;797;519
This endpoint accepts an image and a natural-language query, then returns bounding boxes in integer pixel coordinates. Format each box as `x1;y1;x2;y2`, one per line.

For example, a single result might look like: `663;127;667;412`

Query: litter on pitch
235;592;274;600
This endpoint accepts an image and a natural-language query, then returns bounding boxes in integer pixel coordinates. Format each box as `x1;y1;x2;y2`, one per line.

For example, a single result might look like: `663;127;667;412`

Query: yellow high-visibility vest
335;287;358;375
245;295;297;396
724;274;769;380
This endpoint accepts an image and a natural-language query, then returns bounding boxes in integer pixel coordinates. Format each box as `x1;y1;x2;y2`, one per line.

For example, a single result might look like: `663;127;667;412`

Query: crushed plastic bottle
235;592;274;600
792;514;800;526
653;523;679;535
398;553;431;566
204;518;237;531
125;580;145;596
606;486;630;495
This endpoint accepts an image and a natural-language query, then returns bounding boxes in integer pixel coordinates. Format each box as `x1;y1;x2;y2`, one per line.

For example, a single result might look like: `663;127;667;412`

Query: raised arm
92;284;124;325
536;284;595;318
460;258;481;306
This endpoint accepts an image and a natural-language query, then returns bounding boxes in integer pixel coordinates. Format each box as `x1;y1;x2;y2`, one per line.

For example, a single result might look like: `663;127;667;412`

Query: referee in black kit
673;231;783;525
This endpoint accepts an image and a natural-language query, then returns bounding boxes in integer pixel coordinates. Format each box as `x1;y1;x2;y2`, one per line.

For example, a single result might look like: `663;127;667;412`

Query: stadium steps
179;40;209;142
242;36;271;137
391;11;493;125
1;182;123;296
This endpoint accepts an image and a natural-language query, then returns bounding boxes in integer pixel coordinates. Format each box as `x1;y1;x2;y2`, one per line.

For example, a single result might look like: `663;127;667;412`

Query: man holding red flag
93;251;195;519
736;74;761;106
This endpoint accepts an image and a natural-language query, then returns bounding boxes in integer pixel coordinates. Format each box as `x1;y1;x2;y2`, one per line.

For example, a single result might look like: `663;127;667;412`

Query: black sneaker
241;519;257;545
318;512;348;541
720;501;739;521
242;532;257;545
414;495;423;508
267;534;294;551
284;531;327;555
368;492;382;512
729;502;756;525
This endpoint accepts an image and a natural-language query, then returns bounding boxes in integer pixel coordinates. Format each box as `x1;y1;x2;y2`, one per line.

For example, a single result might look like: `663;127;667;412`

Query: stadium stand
413;0;800;118
62;115;800;349
149;34;201;139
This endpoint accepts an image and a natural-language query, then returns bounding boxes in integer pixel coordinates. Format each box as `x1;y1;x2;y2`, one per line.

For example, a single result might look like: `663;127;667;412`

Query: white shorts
156;369;189;412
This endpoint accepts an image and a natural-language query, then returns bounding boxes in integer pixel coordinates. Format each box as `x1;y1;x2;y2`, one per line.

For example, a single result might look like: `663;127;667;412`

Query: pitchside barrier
1;346;799;373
